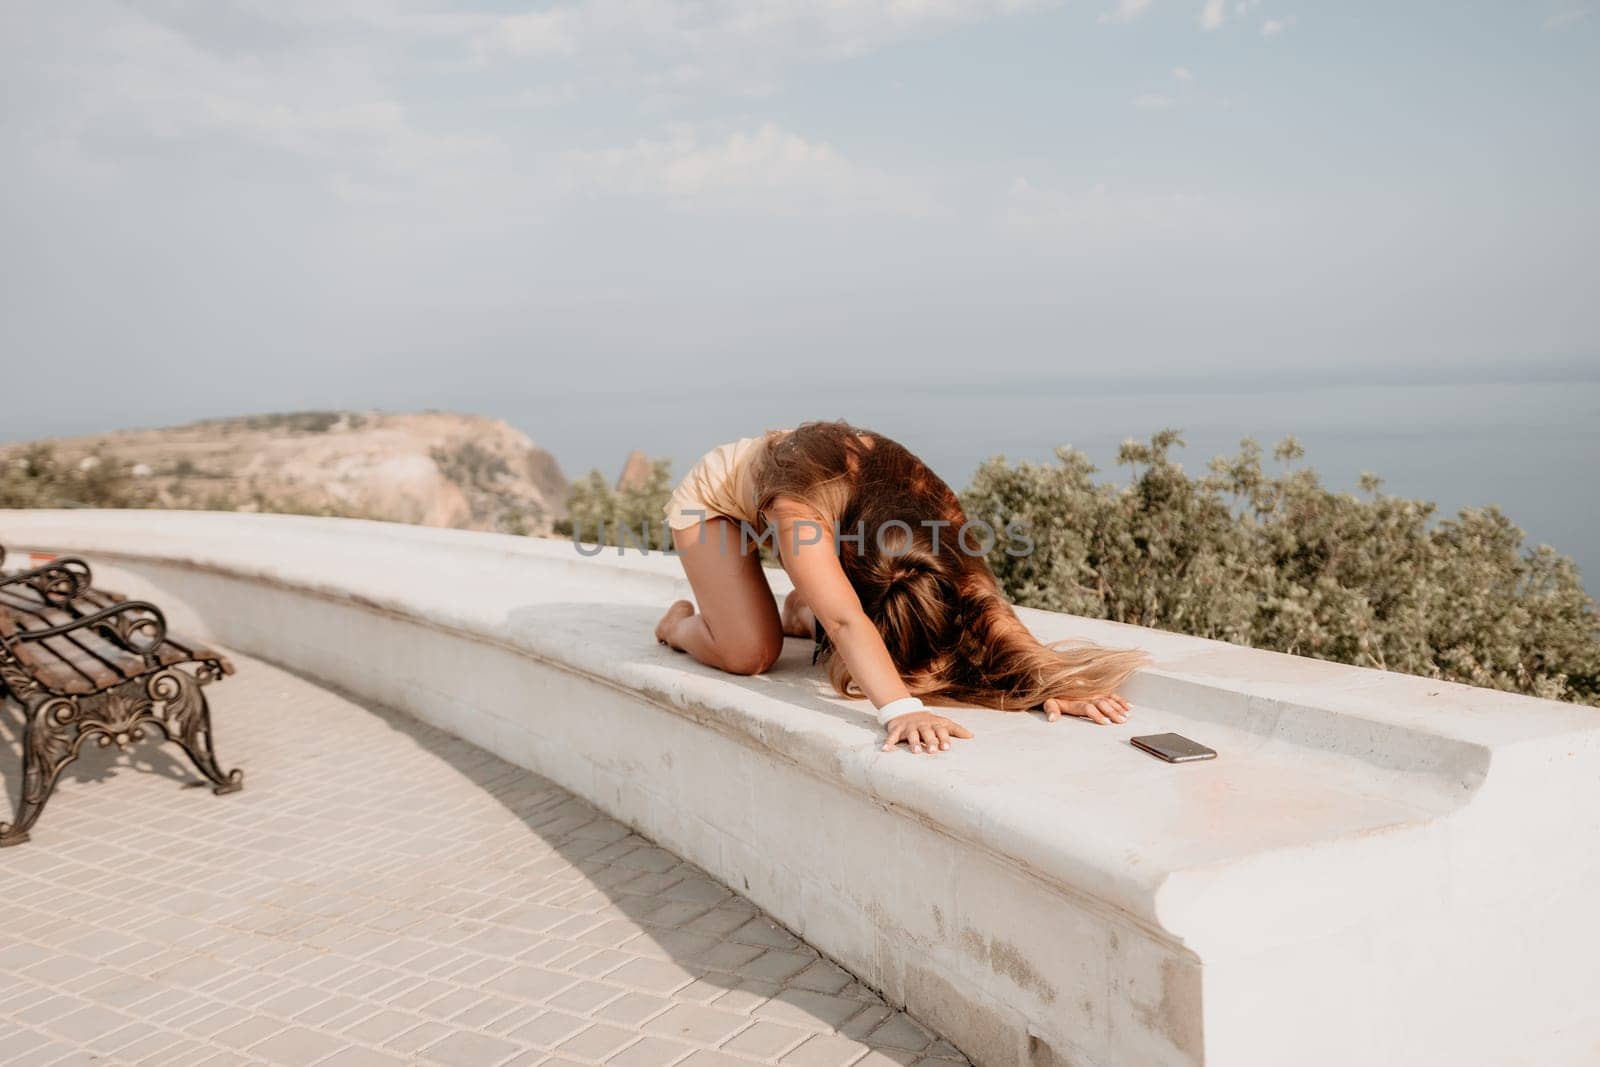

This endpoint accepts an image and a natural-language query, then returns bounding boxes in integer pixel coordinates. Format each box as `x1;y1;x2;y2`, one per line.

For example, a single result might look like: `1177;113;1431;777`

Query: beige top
664;428;790;530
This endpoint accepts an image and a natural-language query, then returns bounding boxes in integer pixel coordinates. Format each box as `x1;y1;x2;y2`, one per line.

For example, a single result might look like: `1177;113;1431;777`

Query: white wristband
875;696;926;727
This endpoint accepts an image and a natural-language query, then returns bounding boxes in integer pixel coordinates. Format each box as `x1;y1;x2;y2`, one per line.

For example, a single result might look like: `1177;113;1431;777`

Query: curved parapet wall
4;509;1599;1066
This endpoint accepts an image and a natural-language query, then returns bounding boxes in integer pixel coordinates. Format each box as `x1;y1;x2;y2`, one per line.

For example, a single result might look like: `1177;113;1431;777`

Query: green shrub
560;458;677;552
963;430;1599;706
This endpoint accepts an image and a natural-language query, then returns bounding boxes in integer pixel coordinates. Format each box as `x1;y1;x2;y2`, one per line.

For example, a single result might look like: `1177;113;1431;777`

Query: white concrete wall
4;509;1599;1066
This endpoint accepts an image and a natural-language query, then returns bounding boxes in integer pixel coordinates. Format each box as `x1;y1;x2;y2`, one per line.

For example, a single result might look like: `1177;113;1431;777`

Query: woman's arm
769;498;907;708
768;496;974;754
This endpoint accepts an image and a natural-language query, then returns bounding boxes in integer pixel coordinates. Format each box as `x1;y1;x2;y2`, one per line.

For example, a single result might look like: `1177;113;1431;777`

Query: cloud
1099;0;1154;25
0;4;534;225
487;10;578;55
1260;16;1296;37
1133;65;1194;111
1544;5;1591;28
470;0;1060;93
562;123;928;215
14;7;490;173
1199;0;1227;29
10;3;981;228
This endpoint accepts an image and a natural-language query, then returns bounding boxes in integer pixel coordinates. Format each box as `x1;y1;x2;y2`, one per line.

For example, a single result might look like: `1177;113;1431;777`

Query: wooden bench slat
45;637;131;690
1;598;226;695
17;637;139;693
0;593;145;688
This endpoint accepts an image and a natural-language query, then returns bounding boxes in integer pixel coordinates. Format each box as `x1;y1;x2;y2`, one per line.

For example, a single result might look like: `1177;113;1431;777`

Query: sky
1;1;1597;463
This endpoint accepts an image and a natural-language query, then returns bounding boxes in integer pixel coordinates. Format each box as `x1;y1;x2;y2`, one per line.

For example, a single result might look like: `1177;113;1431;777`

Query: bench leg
1;667;241;846
149;667;243;797
1;695;80;847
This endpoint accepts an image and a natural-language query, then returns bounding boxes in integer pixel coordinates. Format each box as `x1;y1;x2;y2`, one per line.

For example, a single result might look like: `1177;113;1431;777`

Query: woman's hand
1043;693;1131;725
882;711;974;755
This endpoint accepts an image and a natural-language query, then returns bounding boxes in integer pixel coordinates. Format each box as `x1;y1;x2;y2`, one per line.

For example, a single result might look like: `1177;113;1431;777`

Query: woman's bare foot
779;590;815;639
655;600;696;647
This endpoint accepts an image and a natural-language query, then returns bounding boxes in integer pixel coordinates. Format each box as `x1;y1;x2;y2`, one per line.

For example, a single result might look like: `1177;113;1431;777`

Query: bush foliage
0;444;372;518
962;431;1599;706
555;457;678;552
0;445;152;510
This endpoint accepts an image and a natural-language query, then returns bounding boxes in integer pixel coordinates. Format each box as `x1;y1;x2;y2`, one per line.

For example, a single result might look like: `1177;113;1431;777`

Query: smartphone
1130;733;1217;763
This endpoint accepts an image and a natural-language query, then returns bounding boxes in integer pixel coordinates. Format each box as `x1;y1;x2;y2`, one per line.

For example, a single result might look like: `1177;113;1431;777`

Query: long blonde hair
753;419;1148;710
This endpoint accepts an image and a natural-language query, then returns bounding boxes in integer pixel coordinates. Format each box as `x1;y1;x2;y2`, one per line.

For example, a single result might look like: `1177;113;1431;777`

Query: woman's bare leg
655;518;785;676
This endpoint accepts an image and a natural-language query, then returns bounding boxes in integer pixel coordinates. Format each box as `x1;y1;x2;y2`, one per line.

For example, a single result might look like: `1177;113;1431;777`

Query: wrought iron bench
0;544;241;846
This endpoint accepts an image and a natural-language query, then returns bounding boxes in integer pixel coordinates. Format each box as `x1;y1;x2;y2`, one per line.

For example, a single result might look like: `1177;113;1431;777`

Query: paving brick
644;1003;750;1045
839;1004;895;1041
51;1048;130;1067
711;979;782;1016
447;992;521;1029
606;1036;694;1066
673;977;740;1005
385;1020;454;1054
595;991;672;1027
294;991;363;1025
345;1008;425;1043
866;1013;934;1052
417;986;484;1020
81;1020;156;1055
109;1028;187;1062
556;1022;639;1061
212;1013;285;1050
489;901;569;932
484;963;575;1002
692;940;768;973
419;1029;523;1066
257;983;333;1018
0;1027;52;1061
780;1033;872;1067
14;994;86;1026
20;955;96;986
789;961;855;996
722;1020;812;1059
249;1024;349;1064
677;1051;755;1067
570;948;634;978
738;950;815;983
605;957;701;994
755;989;866;1031
187;1003;257;1039
578;919;655;948
319;1046;409;1067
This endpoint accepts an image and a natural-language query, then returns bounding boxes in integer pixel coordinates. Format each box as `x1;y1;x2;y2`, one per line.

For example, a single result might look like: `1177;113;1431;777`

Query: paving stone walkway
0;650;969;1067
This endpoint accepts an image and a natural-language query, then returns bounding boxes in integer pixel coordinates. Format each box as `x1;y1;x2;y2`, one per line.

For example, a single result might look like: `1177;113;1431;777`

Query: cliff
0;410;568;535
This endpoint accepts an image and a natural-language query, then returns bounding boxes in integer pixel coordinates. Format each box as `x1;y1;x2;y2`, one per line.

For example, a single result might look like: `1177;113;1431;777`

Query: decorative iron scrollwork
0;640;38;701
0;557;94;605
14;600;168;656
